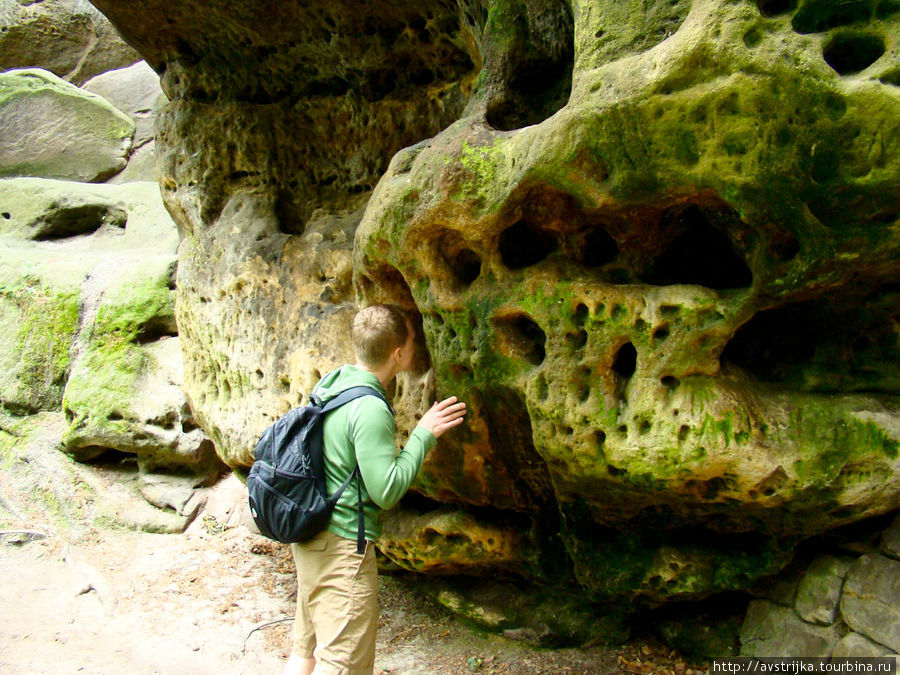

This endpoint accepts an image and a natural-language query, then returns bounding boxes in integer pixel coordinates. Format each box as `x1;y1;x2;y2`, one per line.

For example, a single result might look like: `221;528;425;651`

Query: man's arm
351;396;467;510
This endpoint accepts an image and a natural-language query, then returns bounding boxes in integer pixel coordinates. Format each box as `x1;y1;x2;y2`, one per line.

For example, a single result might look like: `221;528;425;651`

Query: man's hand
417;397;467;439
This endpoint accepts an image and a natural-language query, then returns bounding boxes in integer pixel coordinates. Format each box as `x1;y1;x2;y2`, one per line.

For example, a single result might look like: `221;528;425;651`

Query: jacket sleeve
349;396;436;510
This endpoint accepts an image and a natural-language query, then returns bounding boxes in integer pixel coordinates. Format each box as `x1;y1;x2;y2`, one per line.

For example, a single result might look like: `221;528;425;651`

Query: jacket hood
313;364;387;403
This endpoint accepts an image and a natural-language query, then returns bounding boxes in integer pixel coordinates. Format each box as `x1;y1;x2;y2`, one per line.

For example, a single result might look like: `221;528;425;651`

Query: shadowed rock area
86;0;900;646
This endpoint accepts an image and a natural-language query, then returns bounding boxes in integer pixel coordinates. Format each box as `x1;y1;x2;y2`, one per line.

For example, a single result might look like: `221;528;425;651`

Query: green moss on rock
0;277;80;413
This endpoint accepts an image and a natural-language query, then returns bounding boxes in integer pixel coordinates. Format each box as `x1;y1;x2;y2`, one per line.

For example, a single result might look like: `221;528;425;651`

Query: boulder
0;0;140;84
106;141;158;184
832;633;891;658
82;61;166;153
841;554;900;652
0;68;134;182
0;177;222;483
740;600;841;658
794;555;851;626
353;0;900;603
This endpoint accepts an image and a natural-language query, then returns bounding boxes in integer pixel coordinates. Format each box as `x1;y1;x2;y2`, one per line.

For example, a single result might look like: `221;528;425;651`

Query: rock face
0;68;135;181
740;514;900;658
0;178;223;485
88;0;900;623
0;0;140;84
82;60;167;177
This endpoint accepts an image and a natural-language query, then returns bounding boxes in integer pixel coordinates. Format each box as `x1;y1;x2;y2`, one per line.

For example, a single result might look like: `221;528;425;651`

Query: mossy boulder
0;68;134;182
354;0;900;604
0;178;221;483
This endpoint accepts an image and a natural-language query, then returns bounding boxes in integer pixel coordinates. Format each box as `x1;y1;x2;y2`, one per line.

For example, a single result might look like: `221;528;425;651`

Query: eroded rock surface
0;178;222;485
86;0;900;629
355;0;900;603
0;0;140;85
0;68;134;181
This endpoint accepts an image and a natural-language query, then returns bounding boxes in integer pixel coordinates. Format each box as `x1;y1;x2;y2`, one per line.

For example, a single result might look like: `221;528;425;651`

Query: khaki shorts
290;530;377;675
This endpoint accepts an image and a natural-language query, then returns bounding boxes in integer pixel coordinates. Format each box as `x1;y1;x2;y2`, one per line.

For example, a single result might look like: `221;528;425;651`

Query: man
284;304;467;675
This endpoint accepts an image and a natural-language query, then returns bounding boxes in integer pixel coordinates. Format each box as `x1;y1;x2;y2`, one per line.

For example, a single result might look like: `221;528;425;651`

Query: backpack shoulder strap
320;385;393;415
318;385;391;555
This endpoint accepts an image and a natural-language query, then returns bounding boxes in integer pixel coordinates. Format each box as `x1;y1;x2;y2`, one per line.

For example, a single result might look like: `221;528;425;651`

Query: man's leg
300;531;378;675
287;543;318;674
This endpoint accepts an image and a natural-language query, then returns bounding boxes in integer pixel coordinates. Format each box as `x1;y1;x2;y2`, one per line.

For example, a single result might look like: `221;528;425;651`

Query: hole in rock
756;0;795;16
436;230;481;288
575;227;619;268
30;204;127;241
479;387;556;509
612;342;638;380
2;212;10;219
85;448;136;468
135;317;178;344
721;286;900;394
653;327;670;341
567;329;588;352
642;205;752;290
792;0;898;34
359;265;430;372
484;2;574;131
493;313;547;366
822;33;885;75
574;303;590;325
498;219;557;270
769;231;800;262
661;376;679;389
880;67;900;87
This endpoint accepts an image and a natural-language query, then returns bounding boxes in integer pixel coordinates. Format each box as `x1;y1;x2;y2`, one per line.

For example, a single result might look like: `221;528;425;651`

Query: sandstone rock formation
87;0;900;632
0;0;140;84
0;178;223;489
82;60;168;183
0;6;218;530
0;68;134;181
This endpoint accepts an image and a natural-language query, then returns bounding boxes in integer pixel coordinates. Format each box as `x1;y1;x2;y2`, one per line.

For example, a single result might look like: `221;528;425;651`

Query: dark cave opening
822;32;885;75
755;0;796;17
483;0;574;131
498;219;558;270
642;205;752;290
575;227;619;268
792;1;898;34
721;286;900;394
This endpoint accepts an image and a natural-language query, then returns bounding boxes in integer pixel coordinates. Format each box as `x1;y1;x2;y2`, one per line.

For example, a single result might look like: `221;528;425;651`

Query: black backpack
247;385;390;554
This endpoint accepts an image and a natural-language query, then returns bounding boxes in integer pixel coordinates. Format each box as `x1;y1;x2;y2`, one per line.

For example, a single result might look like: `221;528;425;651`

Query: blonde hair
351;305;410;367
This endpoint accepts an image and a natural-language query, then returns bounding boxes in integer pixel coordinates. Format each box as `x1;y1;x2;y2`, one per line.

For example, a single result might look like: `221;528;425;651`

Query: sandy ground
0;418;702;674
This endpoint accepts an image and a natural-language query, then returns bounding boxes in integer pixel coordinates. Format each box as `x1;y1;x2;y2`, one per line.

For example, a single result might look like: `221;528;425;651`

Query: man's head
351;304;415;371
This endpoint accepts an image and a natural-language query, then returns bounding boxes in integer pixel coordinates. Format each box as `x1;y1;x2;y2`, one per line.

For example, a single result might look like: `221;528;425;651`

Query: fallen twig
242;617;294;654
0;529;46;543
389;624;425;644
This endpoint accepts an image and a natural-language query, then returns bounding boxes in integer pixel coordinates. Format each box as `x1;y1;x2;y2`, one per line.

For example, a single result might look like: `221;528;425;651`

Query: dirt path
0;418;702;674
0;520;705;674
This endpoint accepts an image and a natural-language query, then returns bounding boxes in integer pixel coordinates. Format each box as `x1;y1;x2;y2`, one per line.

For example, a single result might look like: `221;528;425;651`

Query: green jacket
313;365;436;541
